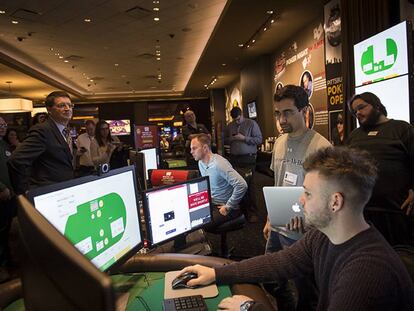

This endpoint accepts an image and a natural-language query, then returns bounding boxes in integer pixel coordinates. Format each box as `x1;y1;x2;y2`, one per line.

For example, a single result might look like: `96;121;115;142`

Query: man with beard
347;92;414;245
178;147;414;311
263;85;330;310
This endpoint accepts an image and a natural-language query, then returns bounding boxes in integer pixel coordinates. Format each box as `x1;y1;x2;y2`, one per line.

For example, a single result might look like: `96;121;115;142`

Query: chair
148;169;200;188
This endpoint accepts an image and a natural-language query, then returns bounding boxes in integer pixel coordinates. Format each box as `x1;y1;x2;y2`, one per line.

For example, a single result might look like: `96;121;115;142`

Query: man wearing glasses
347;92;414;246
8;91;75;194
263;85;330;310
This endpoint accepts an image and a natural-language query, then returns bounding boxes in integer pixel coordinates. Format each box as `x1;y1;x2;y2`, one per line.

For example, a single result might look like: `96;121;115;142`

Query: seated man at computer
190;134;247;230
179;147;414;310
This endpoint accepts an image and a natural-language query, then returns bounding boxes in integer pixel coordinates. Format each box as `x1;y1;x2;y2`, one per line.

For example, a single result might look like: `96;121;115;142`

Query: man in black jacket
8;91;74;194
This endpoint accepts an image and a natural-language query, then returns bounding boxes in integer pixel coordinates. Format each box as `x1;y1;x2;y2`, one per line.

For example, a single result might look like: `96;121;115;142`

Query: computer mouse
171;272;199;289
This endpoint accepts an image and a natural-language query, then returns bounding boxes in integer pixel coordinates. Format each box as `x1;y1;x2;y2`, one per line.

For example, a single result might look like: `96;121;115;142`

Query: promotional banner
134;125;158;149
273;17;329;139
324;0;344;145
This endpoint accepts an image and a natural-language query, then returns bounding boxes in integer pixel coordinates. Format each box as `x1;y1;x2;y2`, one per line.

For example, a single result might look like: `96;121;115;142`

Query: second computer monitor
142;176;212;246
139;147;158;181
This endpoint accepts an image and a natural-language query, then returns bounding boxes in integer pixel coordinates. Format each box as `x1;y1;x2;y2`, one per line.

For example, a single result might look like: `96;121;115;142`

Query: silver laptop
263;186;304;227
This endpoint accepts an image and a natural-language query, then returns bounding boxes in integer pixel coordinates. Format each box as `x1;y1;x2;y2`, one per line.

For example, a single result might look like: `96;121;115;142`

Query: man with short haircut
182;110;210;169
0;116;13;282
190;133;247;229
347;92;414;245
8;91;75;194
264;85;330;310
224;106;262;223
76;119;96;176
180;147;414;311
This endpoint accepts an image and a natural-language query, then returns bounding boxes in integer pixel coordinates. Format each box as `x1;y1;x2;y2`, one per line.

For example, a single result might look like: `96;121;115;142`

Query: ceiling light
271;19;274;23
154;17;160;21
11;20;18;24
264;27;267;31
0;98;33;113
59;56;63;59
156;57;161;61
0;11;5;14
153;7;159;11
50;48;54;51
153;0;160;3
64;60;69;63
252;39;256;43
238;43;244;47
267;10;274;14
84;18;91;22
114;63;119;66
221;63;226;66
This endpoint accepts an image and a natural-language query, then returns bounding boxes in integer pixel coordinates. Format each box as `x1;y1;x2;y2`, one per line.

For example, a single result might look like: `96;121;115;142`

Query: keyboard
163;295;208;311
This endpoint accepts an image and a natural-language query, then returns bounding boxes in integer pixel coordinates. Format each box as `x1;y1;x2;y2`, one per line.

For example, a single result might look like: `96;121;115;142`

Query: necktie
62;128;73;155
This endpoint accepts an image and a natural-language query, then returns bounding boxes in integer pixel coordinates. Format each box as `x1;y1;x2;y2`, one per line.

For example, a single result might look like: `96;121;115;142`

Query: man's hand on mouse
218;295;254;311
178;264;216;287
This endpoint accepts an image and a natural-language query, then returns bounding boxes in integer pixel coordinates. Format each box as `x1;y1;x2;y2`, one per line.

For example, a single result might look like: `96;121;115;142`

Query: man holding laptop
264;85;330;310
179;147;414;310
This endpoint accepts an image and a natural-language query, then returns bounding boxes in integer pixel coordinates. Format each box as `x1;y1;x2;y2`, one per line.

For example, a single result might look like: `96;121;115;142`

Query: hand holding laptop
286;216;305;234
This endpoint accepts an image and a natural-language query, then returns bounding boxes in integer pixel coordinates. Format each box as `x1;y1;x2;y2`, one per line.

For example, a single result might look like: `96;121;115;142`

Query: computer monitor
27;166;143;272
18;195;116;311
139;147;159;180
142;176;212;246
129;150;146;191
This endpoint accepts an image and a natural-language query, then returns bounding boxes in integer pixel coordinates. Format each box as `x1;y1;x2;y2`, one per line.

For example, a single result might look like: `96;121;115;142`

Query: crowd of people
0;85;413;310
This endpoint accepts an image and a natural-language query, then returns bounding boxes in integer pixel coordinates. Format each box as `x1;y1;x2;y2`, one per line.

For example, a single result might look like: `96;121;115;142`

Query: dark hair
85;120;95;126
303;147;378;208
94;120;113;147
45;91;71;107
4;128;18;145
32;112;48;125
193;133;211;149
230;106;242;119
348;92;387;116
274;84;309;110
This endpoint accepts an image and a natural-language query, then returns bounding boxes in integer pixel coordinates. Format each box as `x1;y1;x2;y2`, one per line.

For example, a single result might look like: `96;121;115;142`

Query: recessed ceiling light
50;48;54;51
252;39;256;43
263;27;267;31
153;7;159;11
267;10;274;14
84;18;91;22
271;19;274;23
0;10;6;14
114;63;119;66
154;17;160;21
153;0;160;3
11;20;18;24
222;63;226;66
238;43;244;47
59;56;63;59
90;79;94;82
64;60;69;63
156;57;161;61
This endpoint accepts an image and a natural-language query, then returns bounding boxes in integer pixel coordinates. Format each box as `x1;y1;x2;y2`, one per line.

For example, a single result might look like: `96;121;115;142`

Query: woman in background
90;120;120;167
4;128;20;152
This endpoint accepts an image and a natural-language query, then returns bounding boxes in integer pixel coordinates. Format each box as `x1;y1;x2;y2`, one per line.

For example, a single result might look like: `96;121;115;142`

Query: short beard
305;201;332;229
360;109;381;129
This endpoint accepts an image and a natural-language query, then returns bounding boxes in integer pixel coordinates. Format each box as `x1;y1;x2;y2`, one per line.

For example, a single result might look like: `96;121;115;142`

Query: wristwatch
240;300;256;311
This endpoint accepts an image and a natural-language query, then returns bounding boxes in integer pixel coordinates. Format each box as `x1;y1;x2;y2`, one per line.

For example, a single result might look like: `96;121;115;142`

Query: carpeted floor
206;171;274;260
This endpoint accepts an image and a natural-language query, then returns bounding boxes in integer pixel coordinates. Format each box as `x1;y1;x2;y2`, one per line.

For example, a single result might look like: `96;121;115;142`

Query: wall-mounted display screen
247;101;257;119
354;75;411;123
106;120;131;136
354;21;409;87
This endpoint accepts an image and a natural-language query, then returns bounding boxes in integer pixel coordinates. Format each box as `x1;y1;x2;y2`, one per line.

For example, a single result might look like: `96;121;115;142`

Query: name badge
5;150;11;157
284;171;298;186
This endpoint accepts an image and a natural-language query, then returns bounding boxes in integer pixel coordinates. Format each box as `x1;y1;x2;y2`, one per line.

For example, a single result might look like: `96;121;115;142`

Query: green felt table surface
4;272;232;311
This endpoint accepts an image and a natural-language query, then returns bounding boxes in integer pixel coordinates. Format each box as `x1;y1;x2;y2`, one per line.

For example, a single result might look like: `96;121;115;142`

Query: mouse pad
164;271;219;299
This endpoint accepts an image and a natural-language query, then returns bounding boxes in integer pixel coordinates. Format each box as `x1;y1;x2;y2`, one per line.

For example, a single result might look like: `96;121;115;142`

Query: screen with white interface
30;166;142;271
143;177;212;245
139;148;158;180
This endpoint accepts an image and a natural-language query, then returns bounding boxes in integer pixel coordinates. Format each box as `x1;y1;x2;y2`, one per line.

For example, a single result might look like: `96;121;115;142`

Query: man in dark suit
8;91;75;194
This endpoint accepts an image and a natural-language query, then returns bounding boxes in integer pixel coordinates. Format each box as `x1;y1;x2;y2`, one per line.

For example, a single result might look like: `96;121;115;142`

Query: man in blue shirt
190;133;247;229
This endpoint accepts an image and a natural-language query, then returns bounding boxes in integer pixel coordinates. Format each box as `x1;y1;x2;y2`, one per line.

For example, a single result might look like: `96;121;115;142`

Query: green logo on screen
360;38;398;75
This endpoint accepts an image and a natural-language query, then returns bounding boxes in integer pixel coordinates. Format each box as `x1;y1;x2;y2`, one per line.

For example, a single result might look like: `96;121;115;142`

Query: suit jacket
7;118;74;194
